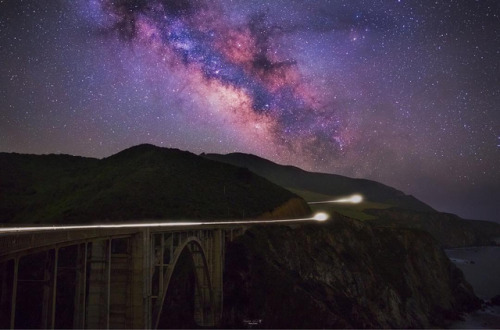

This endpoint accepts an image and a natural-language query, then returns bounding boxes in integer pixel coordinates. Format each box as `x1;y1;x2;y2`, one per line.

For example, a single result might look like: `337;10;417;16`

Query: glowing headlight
313;212;329;221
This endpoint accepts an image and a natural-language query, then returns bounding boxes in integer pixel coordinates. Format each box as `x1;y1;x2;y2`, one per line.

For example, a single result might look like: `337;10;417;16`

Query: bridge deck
0;214;322;259
0;223;245;261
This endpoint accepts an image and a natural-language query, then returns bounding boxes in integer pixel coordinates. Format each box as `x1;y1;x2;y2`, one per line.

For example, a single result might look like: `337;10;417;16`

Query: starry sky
1;0;499;222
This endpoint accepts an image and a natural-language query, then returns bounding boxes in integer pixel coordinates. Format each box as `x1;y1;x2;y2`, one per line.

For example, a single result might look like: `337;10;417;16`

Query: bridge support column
51;249;59;328
210;229;224;326
86;240;108;329
73;243;88;329
129;232;147;329
0;260;15;328
10;258;18;330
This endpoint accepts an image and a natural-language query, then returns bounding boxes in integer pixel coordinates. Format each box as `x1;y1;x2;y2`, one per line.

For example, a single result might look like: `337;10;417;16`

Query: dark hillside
0;145;309;224
204;152;433;212
205;152;500;248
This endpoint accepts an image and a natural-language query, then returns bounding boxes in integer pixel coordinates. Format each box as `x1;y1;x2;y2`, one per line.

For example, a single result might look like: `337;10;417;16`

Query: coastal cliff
223;214;480;328
367;208;500;248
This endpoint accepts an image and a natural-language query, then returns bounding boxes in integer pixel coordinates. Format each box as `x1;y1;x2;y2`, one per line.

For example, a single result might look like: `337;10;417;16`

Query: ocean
445;246;500;329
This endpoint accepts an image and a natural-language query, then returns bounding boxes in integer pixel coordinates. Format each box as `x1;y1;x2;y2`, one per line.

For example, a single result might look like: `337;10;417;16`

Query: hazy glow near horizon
308;194;364;205
0;212;329;234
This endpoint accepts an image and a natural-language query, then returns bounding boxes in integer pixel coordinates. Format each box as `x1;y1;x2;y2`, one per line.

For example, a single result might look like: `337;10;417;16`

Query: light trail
0;212;329;234
308;194;364;204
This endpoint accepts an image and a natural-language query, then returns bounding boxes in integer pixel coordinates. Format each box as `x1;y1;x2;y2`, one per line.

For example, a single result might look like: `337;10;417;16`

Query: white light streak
308;194;364;204
0;212;329;234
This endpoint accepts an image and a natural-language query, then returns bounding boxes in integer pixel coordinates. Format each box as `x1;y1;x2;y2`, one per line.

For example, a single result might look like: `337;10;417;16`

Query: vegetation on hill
289;187;392;220
0;144;309;224
204;152;500;248
203;152;433;212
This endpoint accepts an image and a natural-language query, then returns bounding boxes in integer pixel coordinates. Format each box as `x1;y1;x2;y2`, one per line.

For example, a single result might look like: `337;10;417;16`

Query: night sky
1;0;499;222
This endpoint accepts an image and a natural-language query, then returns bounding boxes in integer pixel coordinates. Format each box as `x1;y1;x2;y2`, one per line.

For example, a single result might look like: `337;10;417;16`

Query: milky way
1;0;499;222
94;0;347;162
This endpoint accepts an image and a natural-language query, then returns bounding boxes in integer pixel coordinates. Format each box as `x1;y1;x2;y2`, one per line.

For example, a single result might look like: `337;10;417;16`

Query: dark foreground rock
222;214;480;328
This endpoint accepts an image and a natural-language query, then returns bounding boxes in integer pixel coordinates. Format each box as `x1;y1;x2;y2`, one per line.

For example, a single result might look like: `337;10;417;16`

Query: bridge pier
130;232;146;329
73;243;87;328
210;229;224;324
85;240;108;328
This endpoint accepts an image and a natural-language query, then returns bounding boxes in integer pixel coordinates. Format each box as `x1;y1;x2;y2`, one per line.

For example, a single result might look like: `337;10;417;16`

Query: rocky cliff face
367;208;500;248
222;214;480;328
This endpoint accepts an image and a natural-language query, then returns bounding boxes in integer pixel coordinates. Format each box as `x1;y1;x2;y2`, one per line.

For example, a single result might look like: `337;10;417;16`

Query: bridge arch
1;228;225;329
153;236;214;328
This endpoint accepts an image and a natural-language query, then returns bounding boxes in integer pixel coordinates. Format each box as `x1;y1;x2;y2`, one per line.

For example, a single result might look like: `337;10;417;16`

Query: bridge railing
0;224;247;261
0;228;134;260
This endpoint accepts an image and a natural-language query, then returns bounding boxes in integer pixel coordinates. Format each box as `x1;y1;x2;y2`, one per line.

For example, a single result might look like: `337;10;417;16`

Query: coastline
445;246;500;329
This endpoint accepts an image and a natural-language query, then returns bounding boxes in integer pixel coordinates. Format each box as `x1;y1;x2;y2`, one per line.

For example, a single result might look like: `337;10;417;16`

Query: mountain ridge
203;151;500;248
0;144;310;224
203;152;434;212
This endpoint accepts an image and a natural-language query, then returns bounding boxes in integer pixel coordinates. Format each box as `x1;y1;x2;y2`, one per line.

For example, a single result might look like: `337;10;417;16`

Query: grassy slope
288;187;391;220
0;144;308;224
203;152;433;212
204;152;500;247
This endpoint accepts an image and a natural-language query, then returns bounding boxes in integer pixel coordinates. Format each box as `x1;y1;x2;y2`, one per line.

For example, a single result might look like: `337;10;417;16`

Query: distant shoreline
446;246;500;329
445;246;500;300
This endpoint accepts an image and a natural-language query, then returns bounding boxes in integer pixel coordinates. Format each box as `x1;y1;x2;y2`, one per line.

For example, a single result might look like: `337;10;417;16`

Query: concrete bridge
0;215;326;329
